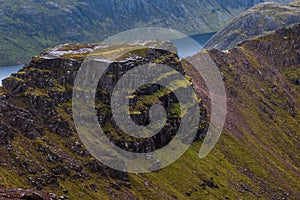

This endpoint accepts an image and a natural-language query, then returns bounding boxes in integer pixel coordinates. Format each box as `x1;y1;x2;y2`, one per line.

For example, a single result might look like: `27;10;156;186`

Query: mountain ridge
0;22;299;199
205;0;300;50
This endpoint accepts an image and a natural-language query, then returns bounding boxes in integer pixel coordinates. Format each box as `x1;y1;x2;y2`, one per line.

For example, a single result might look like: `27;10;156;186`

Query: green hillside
205;0;300;50
0;0;293;66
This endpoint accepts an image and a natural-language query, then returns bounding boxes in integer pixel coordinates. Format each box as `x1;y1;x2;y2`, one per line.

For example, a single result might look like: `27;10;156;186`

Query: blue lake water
172;32;216;58
0;32;216;86
0;65;23;86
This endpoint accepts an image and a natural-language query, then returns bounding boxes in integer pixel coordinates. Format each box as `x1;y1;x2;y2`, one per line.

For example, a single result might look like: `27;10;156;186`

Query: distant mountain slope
0;0;293;66
205;1;300;50
0;23;299;199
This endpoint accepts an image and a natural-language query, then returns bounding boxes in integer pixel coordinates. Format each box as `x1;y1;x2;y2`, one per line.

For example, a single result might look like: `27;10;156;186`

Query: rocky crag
0;41;207;199
0;24;299;199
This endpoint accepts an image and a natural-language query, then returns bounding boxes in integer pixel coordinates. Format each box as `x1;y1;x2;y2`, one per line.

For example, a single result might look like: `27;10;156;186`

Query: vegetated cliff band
205;0;300;50
0;41;207;199
0;24;299;199
0;0;293;66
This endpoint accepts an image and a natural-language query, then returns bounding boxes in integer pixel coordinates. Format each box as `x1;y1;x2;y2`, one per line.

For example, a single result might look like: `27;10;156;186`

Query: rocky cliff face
2;41;206;151
0;41;207;199
0;0;293;66
0;58;132;199
205;1;300;51
0;24;299;199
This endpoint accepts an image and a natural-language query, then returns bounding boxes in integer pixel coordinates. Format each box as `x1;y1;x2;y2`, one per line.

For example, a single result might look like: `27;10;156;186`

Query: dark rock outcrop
0;41;207;198
0;189;53;200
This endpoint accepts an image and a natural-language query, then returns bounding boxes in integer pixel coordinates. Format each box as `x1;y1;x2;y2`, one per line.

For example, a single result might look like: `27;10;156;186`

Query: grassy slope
0;25;299;199
177;24;300;199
